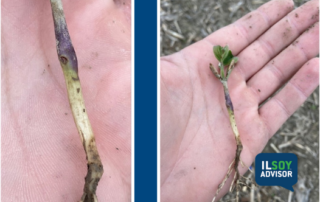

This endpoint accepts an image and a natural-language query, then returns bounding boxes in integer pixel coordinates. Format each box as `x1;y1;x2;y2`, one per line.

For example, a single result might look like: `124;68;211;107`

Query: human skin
2;0;131;201
161;0;319;201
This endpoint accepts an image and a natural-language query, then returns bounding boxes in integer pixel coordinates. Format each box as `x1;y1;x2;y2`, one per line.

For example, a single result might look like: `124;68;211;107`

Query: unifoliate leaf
221;50;234;66
223;45;229;54
213;46;223;61
221;46;228;63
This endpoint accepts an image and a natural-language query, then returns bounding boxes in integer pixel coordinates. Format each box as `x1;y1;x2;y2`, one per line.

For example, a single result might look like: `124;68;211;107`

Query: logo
255;153;297;191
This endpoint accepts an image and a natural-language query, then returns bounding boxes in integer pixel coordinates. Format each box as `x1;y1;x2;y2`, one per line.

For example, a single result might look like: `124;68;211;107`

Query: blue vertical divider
134;0;157;201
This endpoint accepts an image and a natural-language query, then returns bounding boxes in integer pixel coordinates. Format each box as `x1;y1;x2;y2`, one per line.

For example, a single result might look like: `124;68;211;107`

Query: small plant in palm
49;1;103;201
210;45;254;202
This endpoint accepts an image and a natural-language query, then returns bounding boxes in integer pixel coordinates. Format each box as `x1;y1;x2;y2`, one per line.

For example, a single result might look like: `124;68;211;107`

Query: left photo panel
2;0;132;201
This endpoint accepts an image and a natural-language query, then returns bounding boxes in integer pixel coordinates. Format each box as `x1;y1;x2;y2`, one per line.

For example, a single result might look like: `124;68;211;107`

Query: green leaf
213;46;223;61
223;45;229;54
221;50;234;66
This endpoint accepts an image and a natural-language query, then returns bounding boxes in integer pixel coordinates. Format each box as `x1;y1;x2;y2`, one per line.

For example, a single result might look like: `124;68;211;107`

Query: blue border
134;1;157;201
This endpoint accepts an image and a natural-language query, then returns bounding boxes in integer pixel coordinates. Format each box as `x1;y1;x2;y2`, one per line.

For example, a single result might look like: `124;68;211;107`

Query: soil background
160;0;319;201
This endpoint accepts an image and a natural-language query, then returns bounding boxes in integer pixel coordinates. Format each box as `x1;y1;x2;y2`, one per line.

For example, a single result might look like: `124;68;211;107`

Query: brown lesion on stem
49;1;104;201
60;56;68;64
81;138;104;202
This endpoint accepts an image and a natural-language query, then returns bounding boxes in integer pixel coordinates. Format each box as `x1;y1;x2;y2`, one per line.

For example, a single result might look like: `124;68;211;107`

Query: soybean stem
49;1;104;201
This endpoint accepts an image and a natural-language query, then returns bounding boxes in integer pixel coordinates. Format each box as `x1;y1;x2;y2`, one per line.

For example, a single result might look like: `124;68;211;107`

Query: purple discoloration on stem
50;1;78;73
56;32;78;72
224;93;234;111
222;81;234;112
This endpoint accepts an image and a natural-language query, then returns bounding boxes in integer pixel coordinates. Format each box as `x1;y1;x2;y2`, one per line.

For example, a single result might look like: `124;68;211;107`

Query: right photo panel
160;0;319;201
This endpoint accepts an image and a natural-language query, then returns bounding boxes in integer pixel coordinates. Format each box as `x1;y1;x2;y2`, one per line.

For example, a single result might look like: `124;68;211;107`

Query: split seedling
210;45;255;202
49;1;103;201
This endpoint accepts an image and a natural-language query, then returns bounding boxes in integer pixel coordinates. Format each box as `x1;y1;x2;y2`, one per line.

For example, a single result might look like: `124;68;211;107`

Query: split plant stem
209;45;246;202
49;1;103;201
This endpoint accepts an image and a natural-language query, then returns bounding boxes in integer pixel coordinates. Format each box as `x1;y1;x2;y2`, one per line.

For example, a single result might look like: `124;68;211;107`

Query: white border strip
131;0;135;201
0;0;2;200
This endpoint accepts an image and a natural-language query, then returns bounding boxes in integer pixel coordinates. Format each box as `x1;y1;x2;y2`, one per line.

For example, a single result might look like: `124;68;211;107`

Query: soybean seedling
49;1;103;202
210;45;255;202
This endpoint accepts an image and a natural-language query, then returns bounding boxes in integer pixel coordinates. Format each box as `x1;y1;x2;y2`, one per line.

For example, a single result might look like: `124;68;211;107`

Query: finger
247;22;319;104
236;0;319;80
259;58;319;137
203;0;294;55
180;0;294;68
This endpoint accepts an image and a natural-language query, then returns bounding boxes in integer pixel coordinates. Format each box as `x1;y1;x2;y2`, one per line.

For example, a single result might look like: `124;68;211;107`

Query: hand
2;0;131;201
160;0;319;201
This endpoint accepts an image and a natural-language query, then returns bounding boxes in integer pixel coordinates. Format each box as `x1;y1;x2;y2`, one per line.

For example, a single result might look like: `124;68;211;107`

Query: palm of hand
161;42;269;202
2;0;131;201
161;0;318;201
